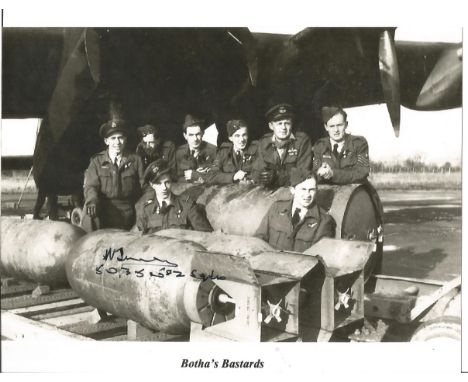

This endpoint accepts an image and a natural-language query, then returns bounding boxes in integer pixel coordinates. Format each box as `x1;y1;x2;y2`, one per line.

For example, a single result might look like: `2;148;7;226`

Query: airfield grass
369;171;461;190
0;171;462;194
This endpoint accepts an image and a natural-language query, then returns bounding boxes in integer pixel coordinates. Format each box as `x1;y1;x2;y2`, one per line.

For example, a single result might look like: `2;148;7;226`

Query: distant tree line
370;160;461;173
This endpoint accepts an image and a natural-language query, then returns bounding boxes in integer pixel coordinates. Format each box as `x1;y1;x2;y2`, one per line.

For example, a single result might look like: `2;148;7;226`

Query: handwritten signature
96;247;225;281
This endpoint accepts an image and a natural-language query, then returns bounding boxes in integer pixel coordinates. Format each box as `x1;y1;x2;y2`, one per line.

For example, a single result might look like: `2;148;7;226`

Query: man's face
324;113;347;143
142;133;156;149
228;127;248;151
290;177;317;209
150;174;172;201
183;125;203;150
104;133;126;154
269;118;293;141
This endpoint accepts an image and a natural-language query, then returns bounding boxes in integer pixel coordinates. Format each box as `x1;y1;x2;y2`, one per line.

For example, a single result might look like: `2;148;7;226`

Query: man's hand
317;163;333;179
259;169;275;186
184;169;193;180
86;202;97;218
196;167;210;173
233;170;247;182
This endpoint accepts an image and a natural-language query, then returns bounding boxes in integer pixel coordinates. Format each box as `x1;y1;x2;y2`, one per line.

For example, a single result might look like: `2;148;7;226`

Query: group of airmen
81;103;370;251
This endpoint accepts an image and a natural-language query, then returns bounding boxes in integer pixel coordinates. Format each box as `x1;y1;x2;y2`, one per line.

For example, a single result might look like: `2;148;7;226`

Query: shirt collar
106;150;123;164
156;195;173;207
272;132;295;144
291;201;319;219
329;138;345;152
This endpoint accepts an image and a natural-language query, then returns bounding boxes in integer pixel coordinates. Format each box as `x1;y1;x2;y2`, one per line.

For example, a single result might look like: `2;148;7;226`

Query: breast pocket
321;155;334;167
269;217;292;249
295;221;319;249
148;214;164;231
283;149;298;164
121;169;139;198
222;159;236;172
98;168;113;195
181;156;196;171
341;152;357;168
168;212;188;229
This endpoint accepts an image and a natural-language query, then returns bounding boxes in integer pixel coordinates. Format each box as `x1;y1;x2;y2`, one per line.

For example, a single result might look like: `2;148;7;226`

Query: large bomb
1;217;86;285
66;230;219;333
183;182;384;278
154;228;274;258
180;183;383;240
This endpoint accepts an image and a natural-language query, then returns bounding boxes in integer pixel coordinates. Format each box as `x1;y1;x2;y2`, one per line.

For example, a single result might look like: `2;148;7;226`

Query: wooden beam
9;298;85;316
1;310;93;341
372;274;447;286
411;276;461;321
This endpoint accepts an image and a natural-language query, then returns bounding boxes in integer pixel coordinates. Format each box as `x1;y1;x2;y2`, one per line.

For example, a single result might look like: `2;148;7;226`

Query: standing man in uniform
135;124;176;177
175;114;217;183
252;103;312;188
254;170;335;252
136;159;213;234
313;106;370;184
210;119;258;184
82;120;144;232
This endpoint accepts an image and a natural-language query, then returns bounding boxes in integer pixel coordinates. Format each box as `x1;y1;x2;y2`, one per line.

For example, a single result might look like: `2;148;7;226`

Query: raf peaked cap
290;168;315;187
137;124;159;136
321;106;346;124
183;114;206;130
226;119;248;137
99;119;128;139
144;159;172;184
265;103;295;122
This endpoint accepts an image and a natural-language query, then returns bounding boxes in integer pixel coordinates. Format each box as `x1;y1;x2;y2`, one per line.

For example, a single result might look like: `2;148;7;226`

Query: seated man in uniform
313;106;370;184
175;114;217;183
82;120;144;232
254;170;335;252
136;159;213;234
210;119;258;184
135;124;176;177
252;103;312;188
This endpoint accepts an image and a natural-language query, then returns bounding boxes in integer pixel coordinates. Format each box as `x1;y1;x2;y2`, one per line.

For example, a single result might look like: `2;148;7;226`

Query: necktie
159;201;168;215
114;157;121;195
333;144;339;158
292;208;301;227
236;150;243;167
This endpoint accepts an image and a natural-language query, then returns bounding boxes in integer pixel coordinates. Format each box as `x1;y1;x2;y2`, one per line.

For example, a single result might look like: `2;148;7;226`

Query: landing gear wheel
71;207;83;227
411;316;461;342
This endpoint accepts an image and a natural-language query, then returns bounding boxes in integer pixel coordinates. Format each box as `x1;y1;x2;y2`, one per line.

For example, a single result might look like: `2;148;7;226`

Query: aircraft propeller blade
416;44;462;109
228;28;258;86
84;28;101;84
379;29;401;137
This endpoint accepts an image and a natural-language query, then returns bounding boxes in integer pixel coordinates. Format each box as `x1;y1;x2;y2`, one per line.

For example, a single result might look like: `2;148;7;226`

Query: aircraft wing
2;27;461;195
250;27;461;138
3;27;257;192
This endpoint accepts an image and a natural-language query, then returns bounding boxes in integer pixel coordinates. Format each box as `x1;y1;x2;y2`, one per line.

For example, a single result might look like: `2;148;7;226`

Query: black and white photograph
0;5;464;377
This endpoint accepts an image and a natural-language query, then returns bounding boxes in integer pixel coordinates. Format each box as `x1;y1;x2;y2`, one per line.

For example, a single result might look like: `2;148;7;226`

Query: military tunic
312;134;369;184
209;141;258;184
175;141;217;183
252;132;312;187
136;140;176;176
254;200;335;252
83;150;144;231
136;193;213;234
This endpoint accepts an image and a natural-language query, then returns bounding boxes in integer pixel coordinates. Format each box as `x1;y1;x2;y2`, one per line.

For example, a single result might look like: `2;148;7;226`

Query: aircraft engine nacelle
0;217;86;285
